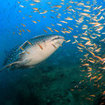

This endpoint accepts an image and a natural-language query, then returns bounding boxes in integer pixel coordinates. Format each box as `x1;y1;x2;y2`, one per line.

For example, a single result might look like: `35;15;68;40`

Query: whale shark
0;35;64;71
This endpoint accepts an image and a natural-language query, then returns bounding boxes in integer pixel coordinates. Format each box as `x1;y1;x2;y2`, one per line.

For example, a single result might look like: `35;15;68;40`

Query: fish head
48;35;65;47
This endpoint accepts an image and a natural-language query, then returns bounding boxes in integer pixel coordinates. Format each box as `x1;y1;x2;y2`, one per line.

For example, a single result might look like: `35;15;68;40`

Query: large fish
0;35;64;71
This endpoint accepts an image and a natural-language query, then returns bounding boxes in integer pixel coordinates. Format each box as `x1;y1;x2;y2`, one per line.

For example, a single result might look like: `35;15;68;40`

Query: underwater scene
0;0;105;105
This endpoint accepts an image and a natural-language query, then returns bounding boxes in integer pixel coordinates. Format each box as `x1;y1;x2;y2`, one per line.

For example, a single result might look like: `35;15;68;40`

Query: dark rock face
94;95;105;105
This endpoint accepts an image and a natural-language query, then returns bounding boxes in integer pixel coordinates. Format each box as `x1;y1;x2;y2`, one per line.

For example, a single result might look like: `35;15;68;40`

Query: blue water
0;0;105;105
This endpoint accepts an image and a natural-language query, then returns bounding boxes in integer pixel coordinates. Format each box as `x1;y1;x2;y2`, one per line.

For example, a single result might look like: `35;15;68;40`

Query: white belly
22;42;58;66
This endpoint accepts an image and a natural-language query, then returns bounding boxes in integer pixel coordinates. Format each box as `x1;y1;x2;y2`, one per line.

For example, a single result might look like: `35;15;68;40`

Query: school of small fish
14;0;105;104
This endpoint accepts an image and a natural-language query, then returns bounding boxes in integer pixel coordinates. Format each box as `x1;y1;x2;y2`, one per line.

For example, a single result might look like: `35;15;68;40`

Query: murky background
0;0;105;105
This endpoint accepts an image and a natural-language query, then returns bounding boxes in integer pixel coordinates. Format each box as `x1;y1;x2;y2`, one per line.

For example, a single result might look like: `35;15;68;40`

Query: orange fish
90;95;96;97
77;43;85;48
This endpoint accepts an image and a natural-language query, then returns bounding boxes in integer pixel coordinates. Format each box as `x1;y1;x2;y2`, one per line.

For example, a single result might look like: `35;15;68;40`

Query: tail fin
0;62;19;72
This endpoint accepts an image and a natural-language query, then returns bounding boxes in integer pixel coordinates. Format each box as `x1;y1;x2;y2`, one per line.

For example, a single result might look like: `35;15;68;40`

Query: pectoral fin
0;61;20;72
